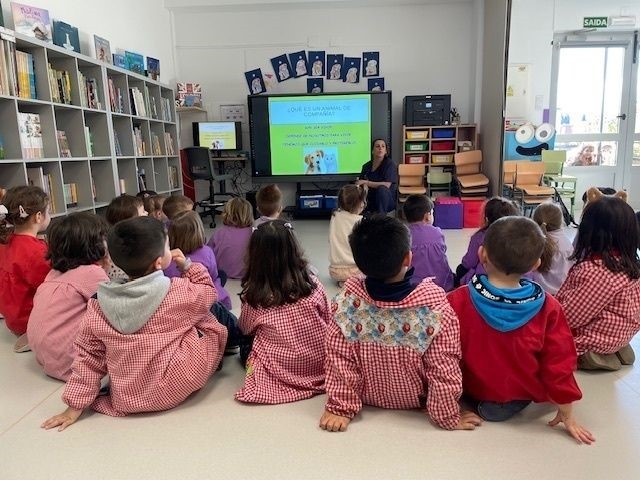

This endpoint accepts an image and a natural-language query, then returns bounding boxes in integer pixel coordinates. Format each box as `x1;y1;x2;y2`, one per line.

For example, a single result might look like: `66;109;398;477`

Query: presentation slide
268;94;371;175
199;122;237;150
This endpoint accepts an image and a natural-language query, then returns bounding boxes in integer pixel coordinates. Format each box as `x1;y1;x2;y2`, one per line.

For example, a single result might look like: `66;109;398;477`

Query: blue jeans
366;186;396;214
210;302;240;349
476;400;532;422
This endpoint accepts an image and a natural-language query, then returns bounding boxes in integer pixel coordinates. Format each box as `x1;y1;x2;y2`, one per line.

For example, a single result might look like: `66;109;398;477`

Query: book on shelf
78;74;101;109
160;97;173;122
107;78;124;113
17;112;44;159
84;126;93;157
15;50;36;99
137;168;147;191
0;27;18;96
26;166;45;190
63;182;78;208
113;131;122;156
45;173;56;213
119;178;126;195
164;132;175;156
125;51;144;75
168;165;179;189
52;20;80;53
151;133;162;155
113;53;126;69
176;82;202;107
90;175;97;200
56;130;71;157
129;87;148;117
133;126;145;156
47;64;72;104
93;34;112;64
11;2;52;42
146;57;160;80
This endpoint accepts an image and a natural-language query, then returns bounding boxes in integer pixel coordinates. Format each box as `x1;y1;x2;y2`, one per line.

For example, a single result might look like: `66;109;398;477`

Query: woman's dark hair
0;185;49;244
46;212;109;273
572;196;640;279
240;220;314;308
480;196;519;231
371;138;389;158
532;203;563;273
105;194;144;225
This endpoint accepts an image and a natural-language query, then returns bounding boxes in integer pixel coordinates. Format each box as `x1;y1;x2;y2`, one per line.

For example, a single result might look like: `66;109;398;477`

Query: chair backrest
541;150;566;175
427;171;452;184
503;161;518;185
514;161;545;187
185;147;214;181
398;163;425;187
454;150;482;176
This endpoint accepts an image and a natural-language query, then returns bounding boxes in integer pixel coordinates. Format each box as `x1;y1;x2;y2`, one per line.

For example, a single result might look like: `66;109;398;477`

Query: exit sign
583;16;608;28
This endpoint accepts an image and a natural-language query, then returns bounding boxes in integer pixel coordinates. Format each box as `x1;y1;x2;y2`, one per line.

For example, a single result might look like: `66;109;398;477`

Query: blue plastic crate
298;195;323;209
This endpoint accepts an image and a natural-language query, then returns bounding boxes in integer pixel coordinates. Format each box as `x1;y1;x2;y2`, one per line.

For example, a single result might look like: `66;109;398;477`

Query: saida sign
583;16;608;28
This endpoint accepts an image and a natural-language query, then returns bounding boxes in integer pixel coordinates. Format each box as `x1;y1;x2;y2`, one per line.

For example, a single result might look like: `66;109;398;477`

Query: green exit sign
584;16;608;28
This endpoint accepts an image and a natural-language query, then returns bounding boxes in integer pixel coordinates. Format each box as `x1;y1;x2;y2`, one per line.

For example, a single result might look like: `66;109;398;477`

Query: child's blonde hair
532;203;563;273
0;185;49;244
143;195;167;220
162;195;194;220
337;184;367;214
222;197;253;227
256;184;282;217
168;210;205;255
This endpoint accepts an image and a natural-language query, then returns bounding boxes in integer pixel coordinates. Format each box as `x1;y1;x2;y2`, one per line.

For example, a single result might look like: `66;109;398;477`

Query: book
176;82;202;107
168;165;179;189
93;35;112;64
26;166;45;189
125;51;144;75
56;130;71;157
45;173;56;212
52;20;80;53
112;53;126;69
84;126;93;157
146;56;159;80
17;111;43;158
11;2;51;42
63;182;77;208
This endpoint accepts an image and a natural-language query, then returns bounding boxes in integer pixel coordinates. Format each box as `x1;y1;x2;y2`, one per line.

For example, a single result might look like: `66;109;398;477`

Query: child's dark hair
136;190;158;198
222;197;253;228
256;184;282;217
105;194;144;225
532;203;563;273
572;196;640;279
484;216;545;275
168;210;205;254
337;184;367;214
240;220;314;308
0;185;49;244
403;194;433;223
480;196;519;231
46;212;109;273
143;195;166;219
162;195;194;220
349;215;410;280
107;216;167;279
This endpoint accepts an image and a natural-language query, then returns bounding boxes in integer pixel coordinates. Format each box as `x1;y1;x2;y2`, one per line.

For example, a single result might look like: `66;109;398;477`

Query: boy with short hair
42;216;227;431
403;194;454;291
320;215;482;432
253;184;283;227
162;194;194;221
447;216;594;444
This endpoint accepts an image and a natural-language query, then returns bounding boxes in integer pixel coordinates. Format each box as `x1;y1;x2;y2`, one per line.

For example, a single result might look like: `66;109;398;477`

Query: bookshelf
0;28;181;217
402;124;478;170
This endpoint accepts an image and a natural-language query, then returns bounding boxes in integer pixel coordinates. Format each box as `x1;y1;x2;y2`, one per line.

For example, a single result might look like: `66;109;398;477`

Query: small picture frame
308;51;325;77
307;78;324;94
245;68;266;94
342;57;361;83
288;50;308;78
270;54;292;83
326;54;344;80
362;51;380;77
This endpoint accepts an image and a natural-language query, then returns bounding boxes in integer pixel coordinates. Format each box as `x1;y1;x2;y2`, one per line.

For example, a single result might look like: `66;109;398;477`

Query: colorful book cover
11;2;51;41
125;51;144;75
270;54;292;83
244;68;265;94
367;77;385;92
288;50;308;78
146;56;160;80
326;54;343;80
94;35;112;64
308;51;325;77
362;51;380;77
112;53;126;69
342;57;361;83
52;20;80;53
306;78;323;94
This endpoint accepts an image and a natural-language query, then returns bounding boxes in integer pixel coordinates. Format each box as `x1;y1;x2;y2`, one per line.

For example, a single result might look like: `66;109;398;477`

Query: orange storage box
462;198;485;228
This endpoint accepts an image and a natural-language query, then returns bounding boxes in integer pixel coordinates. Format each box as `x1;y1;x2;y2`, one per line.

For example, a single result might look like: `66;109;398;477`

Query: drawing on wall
245;68;266;94
367;78;384;92
505;64;531;120
342;57;361;83
307;78;324;94
308;51;325;77
362;51;379;77
270;54;293;82
288;50;308;77
326;54;344;80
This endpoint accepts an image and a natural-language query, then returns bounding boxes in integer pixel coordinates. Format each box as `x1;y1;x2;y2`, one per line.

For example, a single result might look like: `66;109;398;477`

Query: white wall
1;0;176;83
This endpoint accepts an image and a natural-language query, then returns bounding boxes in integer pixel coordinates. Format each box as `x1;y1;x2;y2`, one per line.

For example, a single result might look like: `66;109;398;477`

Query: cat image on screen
303;148;338;174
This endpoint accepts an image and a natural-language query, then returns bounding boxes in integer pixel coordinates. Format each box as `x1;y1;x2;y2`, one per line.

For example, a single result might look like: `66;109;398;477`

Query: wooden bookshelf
0;28;181;217
402;124;478;171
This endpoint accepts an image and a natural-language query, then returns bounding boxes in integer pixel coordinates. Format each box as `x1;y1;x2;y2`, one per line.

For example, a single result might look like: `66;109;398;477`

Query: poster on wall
342;57;361;83
245;68;266;94
270;54;293;82
326;54;344;80
288;50;308;77
308;51;325;77
505;64;531;120
367;78;384;92
362;51;379;77
307;78;323;94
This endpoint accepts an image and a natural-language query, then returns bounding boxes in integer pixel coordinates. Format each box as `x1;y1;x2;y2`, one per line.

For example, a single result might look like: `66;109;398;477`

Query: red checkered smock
556;258;640;355
324;277;463;430
62;263;228;416
235;277;331;404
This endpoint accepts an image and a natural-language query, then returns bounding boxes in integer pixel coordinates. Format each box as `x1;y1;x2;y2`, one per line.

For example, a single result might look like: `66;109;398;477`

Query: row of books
169;165;179;189
165;132;175;156
18;112;44;159
78;74;102;110
15;50;36;99
108;78;125;113
47;63;72;105
129;86;150;117
0;27;18;96
133;126;146;156
63;183;79;208
26;166;57;213
57;130;71;157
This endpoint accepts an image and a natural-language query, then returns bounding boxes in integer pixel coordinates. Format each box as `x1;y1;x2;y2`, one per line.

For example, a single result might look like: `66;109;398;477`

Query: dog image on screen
303;148;338;174
365;59;378;76
329;63;341;80
278;63;290;81
312;60;323;76
345;67;358;83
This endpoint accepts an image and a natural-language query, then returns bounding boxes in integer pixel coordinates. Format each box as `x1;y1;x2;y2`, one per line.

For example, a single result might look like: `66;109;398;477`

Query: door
549;32;639;210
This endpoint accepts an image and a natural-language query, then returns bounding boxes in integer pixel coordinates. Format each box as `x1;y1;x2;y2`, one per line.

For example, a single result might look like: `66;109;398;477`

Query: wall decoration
245;68;266;94
362;51;379;77
270;54;292;82
308;50;325;77
288;50;308;77
307;78;323;94
93;35;112;64
368;78;385;92
326;54;344;80
342;57;361;83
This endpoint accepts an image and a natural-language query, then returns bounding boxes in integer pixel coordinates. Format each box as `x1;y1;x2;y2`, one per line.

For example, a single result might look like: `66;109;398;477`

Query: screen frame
192;121;243;151
248;91;392;182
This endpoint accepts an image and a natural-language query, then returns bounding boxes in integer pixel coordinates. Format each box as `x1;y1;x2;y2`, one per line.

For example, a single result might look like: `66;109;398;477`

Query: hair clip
18;205;29;218
0;204;7;221
283;222;293;230
252;226;258;232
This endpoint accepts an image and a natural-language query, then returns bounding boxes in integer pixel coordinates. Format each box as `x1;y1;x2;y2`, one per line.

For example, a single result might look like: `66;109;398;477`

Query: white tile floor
1;220;639;480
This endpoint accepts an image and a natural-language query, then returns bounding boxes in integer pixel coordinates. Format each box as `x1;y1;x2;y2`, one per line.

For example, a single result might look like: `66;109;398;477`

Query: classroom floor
1;220;639;480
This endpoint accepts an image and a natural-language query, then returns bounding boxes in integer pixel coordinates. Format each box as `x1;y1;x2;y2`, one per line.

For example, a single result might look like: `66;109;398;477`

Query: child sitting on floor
0;186;51;352
28;213;110;381
105;194;147;281
253;184;283;228
403;194;454;291
320;215;482;432
447;216;594;444
142;194;168;223
162;194;194;221
41;216;227;430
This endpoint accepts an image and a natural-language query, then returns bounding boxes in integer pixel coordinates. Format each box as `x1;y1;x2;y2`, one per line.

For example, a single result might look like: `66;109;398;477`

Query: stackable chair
541;149;576;217
513;160;555;216
426;169;452;197
453;150;490;197
397;163;427;214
